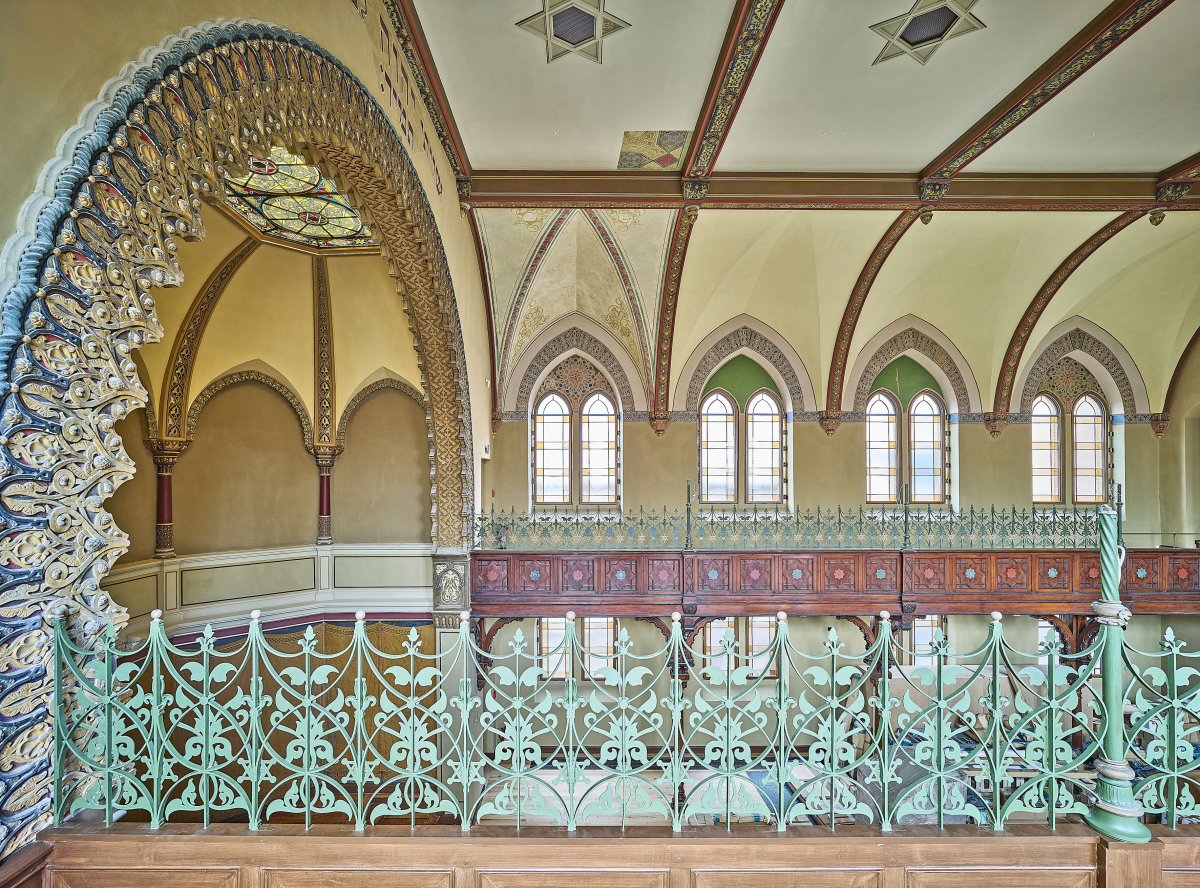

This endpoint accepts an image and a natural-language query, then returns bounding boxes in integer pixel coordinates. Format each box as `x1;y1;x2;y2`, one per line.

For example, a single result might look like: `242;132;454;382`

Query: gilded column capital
145;438;191;473
817;410;841;437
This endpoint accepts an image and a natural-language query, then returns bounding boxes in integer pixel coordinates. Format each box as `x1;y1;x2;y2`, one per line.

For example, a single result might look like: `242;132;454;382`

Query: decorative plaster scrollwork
1020;329;1138;416
335;377;426;449
515;328;636;418
0;21;475;855
186;371;314;448
851;328;972;415
685;326;807;415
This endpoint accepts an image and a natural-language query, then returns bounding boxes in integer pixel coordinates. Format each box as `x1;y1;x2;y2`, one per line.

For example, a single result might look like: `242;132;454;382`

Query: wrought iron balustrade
53;609;1194;833
473;504;1105;552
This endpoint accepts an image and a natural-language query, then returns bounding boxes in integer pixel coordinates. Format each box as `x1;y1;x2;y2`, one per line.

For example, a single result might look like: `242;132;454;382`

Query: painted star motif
870;0;985;66
517;0;630;64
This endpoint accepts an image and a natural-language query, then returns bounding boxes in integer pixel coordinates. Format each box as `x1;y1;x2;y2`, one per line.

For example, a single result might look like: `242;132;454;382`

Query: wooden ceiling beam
465;170;1196;210
1157;150;1200;202
682;0;788;200
918;0;1175;200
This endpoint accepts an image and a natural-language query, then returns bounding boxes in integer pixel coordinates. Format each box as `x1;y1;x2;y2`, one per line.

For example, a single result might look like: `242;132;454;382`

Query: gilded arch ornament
684;326;808;415
1019;329;1139;416
185;370;314;447
335;376;426;448
851;328;973;416
513;327;637;418
0;21;474;854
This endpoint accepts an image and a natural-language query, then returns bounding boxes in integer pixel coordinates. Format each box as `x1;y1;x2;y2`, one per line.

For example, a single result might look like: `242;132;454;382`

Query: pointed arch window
580;393;618;504
1031;394;1062;502
908;392;945;503
1073;394;1106;503
866;392;899;503
745;391;783;503
699;392;737;503
533;393;571;504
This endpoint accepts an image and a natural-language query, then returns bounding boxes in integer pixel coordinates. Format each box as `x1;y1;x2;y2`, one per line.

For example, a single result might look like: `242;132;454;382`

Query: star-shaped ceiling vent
517;0;630;64
870;0;985;66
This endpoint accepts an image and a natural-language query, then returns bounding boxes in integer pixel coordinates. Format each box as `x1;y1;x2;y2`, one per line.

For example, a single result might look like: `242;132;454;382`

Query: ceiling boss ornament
870;0;985;66
517;0;630;64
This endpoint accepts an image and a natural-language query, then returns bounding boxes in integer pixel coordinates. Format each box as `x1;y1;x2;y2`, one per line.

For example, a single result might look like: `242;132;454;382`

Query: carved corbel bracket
983;412;1009;438
817;410;841;436
649;410;671;436
1150;412;1170;438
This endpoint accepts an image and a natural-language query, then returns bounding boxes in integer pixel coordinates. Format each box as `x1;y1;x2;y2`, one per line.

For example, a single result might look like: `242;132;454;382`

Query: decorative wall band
186;371;314;447
312;256;335;448
652;206;700;421
684;325;808;414
336;377;426;448
515;327;638;416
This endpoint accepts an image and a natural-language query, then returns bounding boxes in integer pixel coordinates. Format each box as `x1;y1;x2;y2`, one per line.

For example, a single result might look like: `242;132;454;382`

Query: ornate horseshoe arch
0;20;475;853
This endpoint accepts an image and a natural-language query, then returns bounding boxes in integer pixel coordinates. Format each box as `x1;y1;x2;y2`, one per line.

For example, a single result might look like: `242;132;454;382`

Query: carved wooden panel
647;559;680;592
905;869;1092;888
912;556;947;592
562;558;595;592
475;559;509;593
740;557;772;592
263;871;452;888
694;872;880;888
49;870;239;888
1170;557;1200;591
995;556;1030;591
865;555;897;592
518;559;552;592
1037;556;1071;592
604;558;638;592
697;558;732;593
478;871;668;888
823;557;857;592
781;556;814;592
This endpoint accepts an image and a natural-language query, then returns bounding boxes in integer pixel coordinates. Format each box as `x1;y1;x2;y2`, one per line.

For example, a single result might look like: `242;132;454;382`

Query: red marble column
146;439;189;558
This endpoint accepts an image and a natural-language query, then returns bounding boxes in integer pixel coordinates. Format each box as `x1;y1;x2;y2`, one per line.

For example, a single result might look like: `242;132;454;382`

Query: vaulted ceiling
381;0;1200;420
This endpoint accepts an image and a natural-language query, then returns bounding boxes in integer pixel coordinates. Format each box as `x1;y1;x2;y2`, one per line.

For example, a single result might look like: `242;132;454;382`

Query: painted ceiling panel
717;0;1111;172
969;2;1200;173
411;0;735;169
849;212;1121;407
1020;214;1200;410
671;210;900;407
477;207;676;403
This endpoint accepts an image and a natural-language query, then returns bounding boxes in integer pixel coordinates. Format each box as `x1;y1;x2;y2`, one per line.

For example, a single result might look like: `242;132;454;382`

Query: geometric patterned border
684;326;807;414
335;376;426;449
185;370;315;448
1020;328;1138;416
515;327;637;418
852;328;972;415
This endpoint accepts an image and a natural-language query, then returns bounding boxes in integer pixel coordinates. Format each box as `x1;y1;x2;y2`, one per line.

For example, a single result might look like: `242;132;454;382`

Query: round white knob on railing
879;610;890;621
355;611;366;622
671;612;681;623
776;611;787;623
250;610;261;622
460;610;470;623
991;611;1003;623
150;609;163;622
566;611;576;621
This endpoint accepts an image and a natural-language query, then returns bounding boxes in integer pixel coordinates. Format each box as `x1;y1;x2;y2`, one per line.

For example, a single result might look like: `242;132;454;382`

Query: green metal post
1083;504;1150;842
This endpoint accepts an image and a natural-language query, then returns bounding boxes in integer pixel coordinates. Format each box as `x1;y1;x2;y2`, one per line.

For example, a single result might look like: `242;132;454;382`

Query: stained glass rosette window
224;147;374;249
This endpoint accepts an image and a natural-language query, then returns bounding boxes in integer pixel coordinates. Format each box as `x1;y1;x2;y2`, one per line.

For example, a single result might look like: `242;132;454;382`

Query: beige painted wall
333;387;432;544
107;414;159;565
173;381;317;555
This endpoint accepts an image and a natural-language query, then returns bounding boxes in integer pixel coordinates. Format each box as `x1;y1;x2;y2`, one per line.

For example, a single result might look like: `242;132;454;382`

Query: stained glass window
746;391;783;503
908;392;944;503
703;617;734;675
699;392;737;503
866;393;898;503
747;615;777;678
1032;395;1061;502
534;394;571;504
539;618;569;680
1073;394;1106;503
224;147;374;249
580;393;618;504
582;617;616;675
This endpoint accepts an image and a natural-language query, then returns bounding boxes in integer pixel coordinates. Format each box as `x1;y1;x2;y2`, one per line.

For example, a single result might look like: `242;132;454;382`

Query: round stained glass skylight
224;148;374;250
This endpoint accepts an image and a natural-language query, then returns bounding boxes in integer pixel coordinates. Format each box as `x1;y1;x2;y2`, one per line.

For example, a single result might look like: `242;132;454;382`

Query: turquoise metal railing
473;503;1104;551
56;610;1158;832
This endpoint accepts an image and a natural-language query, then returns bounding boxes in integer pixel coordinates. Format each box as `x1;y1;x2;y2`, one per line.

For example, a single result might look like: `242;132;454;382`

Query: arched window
1031;394;1062;502
866;392;899;503
580;393;618;504
699;392;737;503
745;391;783;503
533;393;571;504
1073;394;1106;503
908;392;944;503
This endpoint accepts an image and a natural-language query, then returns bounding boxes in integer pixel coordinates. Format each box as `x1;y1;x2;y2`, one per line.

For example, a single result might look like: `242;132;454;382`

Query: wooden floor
10;823;1200;888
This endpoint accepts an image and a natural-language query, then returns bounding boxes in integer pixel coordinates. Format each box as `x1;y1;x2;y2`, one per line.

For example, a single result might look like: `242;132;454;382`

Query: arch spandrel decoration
513;328;636;419
0;21;474;854
537;355;616;409
1019;329;1139;416
684;326;808;416
851;328;973;417
336;376;426;449
1036;356;1106;408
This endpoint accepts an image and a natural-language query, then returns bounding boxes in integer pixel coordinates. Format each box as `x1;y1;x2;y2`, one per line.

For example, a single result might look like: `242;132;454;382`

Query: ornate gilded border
850;328;972;415
514;327;637;419
684;326;807;414
1019;329;1138;416
185;370;315;446
335;376;426;448
651;206;699;427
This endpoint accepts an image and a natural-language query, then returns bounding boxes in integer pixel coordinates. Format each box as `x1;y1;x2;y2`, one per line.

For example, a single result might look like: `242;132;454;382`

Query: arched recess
0;21;474;853
845;316;982;416
1013;317;1149;417
186;369;314;448
675;316;815;417
336;375;425;448
507;320;646;417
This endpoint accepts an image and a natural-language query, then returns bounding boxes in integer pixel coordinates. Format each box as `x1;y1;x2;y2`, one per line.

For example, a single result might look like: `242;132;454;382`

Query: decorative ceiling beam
1152;322;1200;437
1157;150;1200;203
383;0;474;195
681;0;788;200
465;170;1199;210
919;0;1175;201
988;210;1148;435
650;205;701;433
820;209;923;435
465;208;502;432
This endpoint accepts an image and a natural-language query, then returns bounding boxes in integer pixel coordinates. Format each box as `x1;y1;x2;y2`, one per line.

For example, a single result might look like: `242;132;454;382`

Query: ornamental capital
1150;412;1170;438
649;410;671;436
145;437;191;471
919;180;951;202
817;410;841;436
983;412;1008;438
310;444;342;472
1156;181;1192;203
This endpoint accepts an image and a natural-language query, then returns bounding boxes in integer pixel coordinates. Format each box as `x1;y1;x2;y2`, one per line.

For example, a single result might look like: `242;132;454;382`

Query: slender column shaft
147;439;188;558
315;455;336;544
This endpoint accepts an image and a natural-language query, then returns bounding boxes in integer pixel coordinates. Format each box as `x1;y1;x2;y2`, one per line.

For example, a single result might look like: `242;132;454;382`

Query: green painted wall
869;356;943;409
702;355;780;408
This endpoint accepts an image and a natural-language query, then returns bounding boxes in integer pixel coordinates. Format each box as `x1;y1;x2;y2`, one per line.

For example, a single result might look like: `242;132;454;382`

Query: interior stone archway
0;20;474;853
